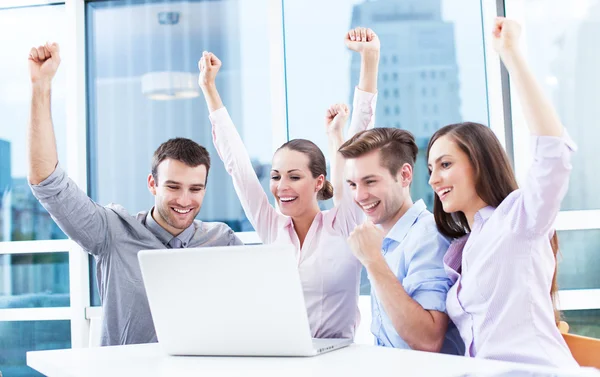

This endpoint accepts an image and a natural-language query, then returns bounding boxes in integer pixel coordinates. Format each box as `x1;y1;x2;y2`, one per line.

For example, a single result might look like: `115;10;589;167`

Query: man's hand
29;42;61;87
345;27;380;55
348;220;385;267
325;103;349;136
198;51;222;89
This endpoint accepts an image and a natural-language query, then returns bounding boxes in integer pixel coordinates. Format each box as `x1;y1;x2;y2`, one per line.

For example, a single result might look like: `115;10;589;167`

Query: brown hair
426;122;561;323
277;139;333;201
338;128;418;177
152;138;211;184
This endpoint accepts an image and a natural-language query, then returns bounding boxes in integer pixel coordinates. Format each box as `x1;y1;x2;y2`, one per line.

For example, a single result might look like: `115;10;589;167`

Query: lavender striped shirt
443;131;578;367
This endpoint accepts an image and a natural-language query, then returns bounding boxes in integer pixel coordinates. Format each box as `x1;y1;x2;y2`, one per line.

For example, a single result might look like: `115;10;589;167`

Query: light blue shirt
369;199;464;355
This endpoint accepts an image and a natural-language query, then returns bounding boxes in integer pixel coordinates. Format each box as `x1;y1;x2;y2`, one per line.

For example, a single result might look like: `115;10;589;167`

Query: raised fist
492;17;522;57
29;42;61;85
325;103;350;135
198;51;222;88
345;27;380;55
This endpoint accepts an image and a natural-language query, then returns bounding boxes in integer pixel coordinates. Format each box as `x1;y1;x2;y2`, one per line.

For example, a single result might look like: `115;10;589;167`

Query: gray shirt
30;166;242;346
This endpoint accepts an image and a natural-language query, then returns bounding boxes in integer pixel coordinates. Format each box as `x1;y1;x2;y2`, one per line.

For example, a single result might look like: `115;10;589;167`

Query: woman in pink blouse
426;18;577;366
197;28;380;339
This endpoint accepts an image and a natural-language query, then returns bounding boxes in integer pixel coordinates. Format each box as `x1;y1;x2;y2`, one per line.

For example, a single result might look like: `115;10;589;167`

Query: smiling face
427;135;486;219
345;149;412;233
148;158;207;236
269;148;323;219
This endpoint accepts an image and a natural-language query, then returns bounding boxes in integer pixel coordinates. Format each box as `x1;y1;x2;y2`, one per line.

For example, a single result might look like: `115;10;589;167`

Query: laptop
138;244;353;356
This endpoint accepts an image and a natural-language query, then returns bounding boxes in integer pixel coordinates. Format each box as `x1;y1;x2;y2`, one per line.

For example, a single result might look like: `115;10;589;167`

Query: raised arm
198;52;281;243
493;18;575;235
346;27;380;95
28;43;60;184
346;27;379;136
27;43;113;255
493;18;562;137
325;104;349;206
329;28;380;233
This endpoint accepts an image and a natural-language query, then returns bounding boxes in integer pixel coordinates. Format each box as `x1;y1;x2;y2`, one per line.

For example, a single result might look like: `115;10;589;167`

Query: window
0;6;67;242
0;320;71;376
0;252;69;308
562;310;600;338
0;4;70;375
86;0;274;233
392;72;398;81
394;106;400;115
393;88;399;98
283;0;489;294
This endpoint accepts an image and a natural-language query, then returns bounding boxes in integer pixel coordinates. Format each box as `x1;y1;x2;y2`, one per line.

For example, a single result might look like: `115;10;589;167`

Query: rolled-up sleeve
401;228;451;313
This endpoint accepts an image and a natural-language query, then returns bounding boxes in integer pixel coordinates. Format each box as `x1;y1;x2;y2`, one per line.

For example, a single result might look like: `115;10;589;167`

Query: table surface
27;343;600;377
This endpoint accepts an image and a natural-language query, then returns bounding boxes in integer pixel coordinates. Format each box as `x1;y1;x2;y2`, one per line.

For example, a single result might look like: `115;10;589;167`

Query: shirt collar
384;199;427;246
474;206;495;225
283;212;323;230
145;208;196;247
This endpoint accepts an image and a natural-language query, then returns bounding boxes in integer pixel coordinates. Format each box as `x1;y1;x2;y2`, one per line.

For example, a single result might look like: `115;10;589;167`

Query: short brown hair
151;138;211;184
338;128;418;177
277;139;333;201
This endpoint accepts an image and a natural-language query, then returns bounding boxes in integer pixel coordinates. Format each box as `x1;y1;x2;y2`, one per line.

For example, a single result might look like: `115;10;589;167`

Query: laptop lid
138;244;316;356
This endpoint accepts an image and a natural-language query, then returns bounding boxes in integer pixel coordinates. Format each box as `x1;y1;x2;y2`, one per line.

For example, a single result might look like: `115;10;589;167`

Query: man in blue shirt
339;128;463;354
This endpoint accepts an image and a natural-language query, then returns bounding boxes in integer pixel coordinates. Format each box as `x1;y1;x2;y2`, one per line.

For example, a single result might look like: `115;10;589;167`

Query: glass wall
563;309;600;338
0;320;71;377
85;0;275;305
0;5;67;242
0;4;71;376
0;252;69;309
86;0;274;231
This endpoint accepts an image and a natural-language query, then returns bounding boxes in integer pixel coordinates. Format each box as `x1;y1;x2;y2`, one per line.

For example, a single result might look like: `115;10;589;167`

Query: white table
27;343;599;377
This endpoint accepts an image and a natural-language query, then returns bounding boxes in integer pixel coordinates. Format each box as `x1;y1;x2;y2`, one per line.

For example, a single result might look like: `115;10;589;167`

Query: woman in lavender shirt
426;18;578;367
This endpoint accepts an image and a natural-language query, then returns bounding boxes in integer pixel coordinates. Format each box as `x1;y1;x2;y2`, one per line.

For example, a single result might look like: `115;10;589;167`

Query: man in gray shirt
27;43;242;346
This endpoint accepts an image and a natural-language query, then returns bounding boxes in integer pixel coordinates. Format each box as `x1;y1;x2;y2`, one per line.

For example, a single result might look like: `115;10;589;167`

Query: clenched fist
345;27;380;55
198;51;222;89
29;42;61;85
325;103;349;136
492;17;522;58
348;220;385;267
